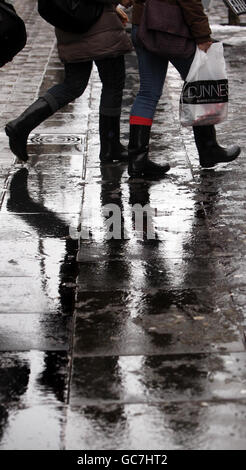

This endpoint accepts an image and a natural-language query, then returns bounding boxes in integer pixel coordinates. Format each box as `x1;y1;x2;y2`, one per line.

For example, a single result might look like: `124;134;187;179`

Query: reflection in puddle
0;351;68;450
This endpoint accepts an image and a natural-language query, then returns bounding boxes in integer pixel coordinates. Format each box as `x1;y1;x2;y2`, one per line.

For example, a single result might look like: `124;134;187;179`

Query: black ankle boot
128;124;170;178
99;114;128;163
193;125;241;168
5;97;53;162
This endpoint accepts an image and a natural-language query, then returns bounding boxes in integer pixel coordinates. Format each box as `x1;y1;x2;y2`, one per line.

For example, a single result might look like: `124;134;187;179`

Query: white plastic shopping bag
180;42;228;126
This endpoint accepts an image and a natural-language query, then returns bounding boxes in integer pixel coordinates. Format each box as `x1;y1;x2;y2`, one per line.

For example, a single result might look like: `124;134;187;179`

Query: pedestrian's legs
171;55;241;167
43;61;92;111
128;25;170;178
95;55;128;163
192;125;240;168
5;61;92;161
130;29;168;123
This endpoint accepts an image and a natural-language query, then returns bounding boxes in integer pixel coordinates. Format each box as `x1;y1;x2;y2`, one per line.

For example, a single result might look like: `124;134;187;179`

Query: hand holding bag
180;42;228;127
137;0;195;59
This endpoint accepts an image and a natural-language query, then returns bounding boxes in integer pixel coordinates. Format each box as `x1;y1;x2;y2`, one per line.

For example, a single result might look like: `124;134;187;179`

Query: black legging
43;55;125;116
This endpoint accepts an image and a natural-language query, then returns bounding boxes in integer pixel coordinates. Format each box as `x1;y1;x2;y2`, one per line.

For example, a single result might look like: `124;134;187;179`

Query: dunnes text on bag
180;43;229;127
182;79;228;106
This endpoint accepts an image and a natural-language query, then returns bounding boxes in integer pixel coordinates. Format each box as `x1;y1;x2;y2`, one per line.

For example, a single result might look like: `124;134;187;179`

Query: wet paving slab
0;213;77;242
0;276;70;314
77;239;217;261
74;288;244;356
0;402;66;450
231;287;246;333
0;314;72;351
70;352;246;404
76;258;230;291
0;351;68;450
1;159;85;216
0;214;78;316
76;175;221;260
0;147;14;171
0;237;69;277
65;400;246;450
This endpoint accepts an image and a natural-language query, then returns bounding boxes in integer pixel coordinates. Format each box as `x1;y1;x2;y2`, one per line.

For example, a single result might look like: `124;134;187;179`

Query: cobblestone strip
0;1;56;209
0;1;56;115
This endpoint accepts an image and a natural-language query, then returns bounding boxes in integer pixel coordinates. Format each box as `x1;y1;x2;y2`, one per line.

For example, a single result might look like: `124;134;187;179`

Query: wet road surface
0;0;246;450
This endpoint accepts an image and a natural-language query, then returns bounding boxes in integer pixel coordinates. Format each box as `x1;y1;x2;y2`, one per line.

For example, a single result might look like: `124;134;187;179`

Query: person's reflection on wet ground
3;168;78;410
100;162;126;244
37;351;69;403
7;168;79;315
0;356;30;442
128;170;233;449
128;178;174;351
194;168;220;216
0;351;69;447
82;403;127;442
129;179;159;244
7;168;70;237
71;163;128;435
82;169;224;445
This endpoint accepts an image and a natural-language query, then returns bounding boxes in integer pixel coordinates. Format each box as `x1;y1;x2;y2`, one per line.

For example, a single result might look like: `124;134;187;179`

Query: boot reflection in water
7;168;69;239
7;168;79;315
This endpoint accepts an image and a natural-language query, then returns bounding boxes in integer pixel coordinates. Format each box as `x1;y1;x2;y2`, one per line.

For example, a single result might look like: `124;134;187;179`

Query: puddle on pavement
0;351;68;450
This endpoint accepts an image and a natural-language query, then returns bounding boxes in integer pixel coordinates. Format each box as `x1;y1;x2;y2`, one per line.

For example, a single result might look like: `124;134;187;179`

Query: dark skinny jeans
43;55;125;117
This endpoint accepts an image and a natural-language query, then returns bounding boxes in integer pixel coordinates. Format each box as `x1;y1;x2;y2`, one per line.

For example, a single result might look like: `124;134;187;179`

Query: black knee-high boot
128;124;170;178
5;97;53;162
193;125;241;168
99;114;128;163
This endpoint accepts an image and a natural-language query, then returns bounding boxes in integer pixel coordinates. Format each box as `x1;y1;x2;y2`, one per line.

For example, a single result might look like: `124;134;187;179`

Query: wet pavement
0;0;246;451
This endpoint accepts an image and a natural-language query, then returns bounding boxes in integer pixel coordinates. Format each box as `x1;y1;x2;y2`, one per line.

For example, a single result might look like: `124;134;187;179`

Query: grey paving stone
0;351;68;449
0;314;71;350
66;401;246;450
0;213;78;240
74;287;244;356
1;156;84;215
70;352;246;405
76;258;229;291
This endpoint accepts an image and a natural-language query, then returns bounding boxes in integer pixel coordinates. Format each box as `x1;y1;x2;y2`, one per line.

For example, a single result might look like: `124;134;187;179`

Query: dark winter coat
55;3;132;63
132;0;211;44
